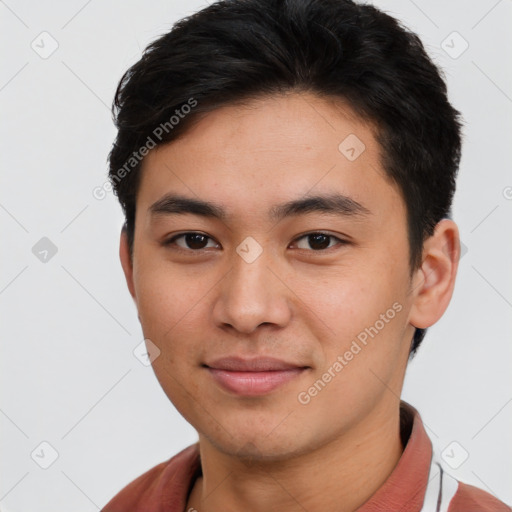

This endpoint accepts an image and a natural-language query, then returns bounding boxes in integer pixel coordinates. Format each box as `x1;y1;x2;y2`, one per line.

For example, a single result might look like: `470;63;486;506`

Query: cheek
294;280;408;429
132;258;220;380
133;254;206;333
294;262;408;366
132;262;208;414
293;268;386;336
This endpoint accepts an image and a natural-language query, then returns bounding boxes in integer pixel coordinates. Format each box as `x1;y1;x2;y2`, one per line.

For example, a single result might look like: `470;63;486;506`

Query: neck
187;399;404;512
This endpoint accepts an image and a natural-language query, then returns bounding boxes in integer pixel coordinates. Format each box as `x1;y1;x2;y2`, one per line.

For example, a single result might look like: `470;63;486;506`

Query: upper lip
204;357;307;372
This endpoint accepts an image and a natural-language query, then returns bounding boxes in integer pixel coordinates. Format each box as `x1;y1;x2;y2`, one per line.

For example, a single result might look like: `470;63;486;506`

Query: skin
120;92;460;512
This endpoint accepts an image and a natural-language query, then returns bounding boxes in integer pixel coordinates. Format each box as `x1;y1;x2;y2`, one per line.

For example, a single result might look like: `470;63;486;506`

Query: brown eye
307;234;330;250
293;232;346;251
165;232;218;250
184;233;209;249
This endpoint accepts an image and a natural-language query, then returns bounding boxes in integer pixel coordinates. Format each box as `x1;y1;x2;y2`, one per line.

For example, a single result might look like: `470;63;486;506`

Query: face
124;92;421;460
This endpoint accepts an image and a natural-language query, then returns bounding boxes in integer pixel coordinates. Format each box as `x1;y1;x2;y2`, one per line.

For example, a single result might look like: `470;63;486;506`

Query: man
102;0;510;510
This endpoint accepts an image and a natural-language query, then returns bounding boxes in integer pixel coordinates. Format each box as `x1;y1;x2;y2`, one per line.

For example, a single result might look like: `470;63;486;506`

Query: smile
204;357;309;396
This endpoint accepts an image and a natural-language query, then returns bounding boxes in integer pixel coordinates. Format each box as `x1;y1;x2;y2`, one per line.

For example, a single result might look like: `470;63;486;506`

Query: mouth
203;357;310;396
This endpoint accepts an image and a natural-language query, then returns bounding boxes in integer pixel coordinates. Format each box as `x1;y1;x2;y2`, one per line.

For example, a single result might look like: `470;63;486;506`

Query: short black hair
108;0;462;355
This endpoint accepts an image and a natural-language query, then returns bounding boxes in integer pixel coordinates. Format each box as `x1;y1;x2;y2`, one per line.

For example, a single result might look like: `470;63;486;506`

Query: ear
408;219;460;329
119;227;136;300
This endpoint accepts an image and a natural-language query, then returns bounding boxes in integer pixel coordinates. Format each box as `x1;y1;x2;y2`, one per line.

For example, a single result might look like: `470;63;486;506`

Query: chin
217;438;300;462
200;420;314;463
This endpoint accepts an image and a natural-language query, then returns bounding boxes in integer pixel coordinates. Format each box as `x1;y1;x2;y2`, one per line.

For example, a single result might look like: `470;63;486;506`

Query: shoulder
101;443;201;512
449;481;511;512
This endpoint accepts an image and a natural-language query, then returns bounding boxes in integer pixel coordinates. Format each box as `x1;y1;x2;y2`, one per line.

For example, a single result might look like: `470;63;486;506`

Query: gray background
1;0;511;510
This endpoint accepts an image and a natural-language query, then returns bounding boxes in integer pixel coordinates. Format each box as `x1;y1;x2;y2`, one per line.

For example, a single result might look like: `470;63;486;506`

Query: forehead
137;92;403;226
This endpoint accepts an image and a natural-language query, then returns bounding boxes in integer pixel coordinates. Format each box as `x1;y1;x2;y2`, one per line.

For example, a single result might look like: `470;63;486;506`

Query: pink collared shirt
102;402;511;511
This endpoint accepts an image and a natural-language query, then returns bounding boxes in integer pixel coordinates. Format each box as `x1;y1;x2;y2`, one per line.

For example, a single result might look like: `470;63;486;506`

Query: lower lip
207;368;306;396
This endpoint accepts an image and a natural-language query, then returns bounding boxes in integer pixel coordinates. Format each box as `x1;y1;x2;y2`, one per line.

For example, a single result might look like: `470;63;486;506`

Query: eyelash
163;231;348;253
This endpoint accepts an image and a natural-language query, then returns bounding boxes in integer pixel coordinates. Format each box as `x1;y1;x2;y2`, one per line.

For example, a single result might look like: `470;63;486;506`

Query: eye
164;232;219;251
292;232;347;251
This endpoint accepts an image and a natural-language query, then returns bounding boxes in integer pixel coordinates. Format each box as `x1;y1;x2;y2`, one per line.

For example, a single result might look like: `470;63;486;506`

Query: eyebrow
149;192;371;222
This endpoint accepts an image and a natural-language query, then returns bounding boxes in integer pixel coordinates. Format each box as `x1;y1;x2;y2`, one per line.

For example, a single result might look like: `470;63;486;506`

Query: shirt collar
356;401;433;511
155;400;433;511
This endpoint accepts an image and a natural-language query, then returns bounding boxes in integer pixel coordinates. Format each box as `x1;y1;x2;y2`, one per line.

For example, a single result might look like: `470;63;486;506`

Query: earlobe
408;219;460;330
119;227;136;300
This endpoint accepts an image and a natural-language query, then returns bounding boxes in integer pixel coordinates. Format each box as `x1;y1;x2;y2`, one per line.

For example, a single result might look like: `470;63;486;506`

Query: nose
212;247;292;334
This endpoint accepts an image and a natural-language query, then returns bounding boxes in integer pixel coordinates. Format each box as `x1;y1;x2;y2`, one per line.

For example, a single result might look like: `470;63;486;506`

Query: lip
204;357;309;396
